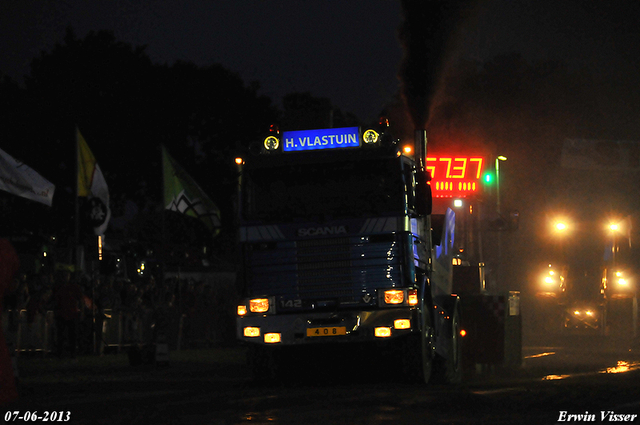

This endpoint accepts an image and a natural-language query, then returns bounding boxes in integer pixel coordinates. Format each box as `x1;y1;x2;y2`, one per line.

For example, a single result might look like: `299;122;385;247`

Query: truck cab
236;123;464;383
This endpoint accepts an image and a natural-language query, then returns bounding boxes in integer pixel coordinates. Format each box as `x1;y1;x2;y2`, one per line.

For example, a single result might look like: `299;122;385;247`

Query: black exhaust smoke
398;0;478;164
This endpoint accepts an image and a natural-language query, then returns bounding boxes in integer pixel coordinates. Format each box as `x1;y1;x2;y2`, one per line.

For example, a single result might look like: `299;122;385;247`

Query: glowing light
237;305;247;316
250;298;270;313
459;329;467;337
524;351;556;359
394;319;411;329
407;290;418;306
244;327;260;337
264;136;280;151
426;156;485;198
264;333;281;344
603;361;630;374
235;157;244;165
363;129;379;144
403;145;413;154
374;327;392;337
543;374;570;381
384;290;404;304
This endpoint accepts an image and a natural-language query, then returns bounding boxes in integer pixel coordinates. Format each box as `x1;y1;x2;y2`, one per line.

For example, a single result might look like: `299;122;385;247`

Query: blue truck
235;121;509;383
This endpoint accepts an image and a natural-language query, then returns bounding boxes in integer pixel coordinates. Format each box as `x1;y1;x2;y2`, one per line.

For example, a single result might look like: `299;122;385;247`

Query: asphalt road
4;335;640;424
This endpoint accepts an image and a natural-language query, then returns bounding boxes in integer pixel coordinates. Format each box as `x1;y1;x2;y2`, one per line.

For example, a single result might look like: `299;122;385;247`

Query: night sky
1;1;639;123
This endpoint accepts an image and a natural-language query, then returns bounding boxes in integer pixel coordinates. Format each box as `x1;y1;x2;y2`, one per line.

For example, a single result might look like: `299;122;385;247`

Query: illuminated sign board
426;156;485;198
282;127;360;152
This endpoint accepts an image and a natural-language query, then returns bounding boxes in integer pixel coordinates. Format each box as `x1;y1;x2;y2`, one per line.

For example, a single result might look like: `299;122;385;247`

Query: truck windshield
242;157;405;223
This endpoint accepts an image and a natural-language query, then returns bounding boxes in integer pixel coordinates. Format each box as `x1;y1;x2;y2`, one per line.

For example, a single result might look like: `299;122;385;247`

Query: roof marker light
363;129;379;144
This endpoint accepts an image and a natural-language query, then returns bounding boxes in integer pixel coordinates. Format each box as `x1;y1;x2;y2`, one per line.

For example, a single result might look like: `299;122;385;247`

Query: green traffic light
483;172;494;184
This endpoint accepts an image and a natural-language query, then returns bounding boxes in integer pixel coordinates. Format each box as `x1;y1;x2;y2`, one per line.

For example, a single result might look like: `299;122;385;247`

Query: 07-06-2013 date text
4;411;71;422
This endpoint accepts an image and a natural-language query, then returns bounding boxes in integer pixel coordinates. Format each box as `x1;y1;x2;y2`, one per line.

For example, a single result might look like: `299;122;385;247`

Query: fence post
176;314;184;351
117;311;123;354
15;310;23;358
43;312;50;357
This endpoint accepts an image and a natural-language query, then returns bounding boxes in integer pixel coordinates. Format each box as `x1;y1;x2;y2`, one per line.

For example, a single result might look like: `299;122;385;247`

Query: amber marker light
384;290;404;305
250;298;270;313
244;327;260;337
264;333;281;344
460;329;467;337
403;145;413;155
374;327;392;338
237;305;247;316
408;289;418;306
394;319;411;329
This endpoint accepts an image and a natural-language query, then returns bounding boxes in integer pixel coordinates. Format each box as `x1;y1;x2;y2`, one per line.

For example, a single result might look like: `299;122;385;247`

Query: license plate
306;326;347;337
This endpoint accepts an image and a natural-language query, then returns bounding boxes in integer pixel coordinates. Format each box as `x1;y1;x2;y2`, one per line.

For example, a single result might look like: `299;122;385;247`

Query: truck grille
247;234;402;305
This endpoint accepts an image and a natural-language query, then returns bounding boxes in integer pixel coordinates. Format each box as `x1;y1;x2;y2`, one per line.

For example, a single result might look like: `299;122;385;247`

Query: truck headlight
250;298;270;313
394;319;411;329
384;290;404;304
244;327;261;337
264;333;281;344
374;327;392;337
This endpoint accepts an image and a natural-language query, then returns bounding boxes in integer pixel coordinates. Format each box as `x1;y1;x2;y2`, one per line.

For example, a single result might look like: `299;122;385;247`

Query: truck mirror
416;169;432;216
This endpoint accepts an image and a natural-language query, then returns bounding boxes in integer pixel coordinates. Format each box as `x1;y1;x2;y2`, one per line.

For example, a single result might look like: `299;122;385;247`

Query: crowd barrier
1;307;234;356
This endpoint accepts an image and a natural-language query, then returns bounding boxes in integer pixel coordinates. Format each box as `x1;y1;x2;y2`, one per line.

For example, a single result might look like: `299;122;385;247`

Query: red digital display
426;156;485;198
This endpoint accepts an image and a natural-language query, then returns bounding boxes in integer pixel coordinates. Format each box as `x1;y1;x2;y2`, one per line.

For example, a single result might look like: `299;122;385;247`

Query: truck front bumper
237;308;418;345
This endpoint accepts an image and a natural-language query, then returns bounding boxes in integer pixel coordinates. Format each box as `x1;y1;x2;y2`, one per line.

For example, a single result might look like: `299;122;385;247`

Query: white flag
0;147;55;206
77;129;110;236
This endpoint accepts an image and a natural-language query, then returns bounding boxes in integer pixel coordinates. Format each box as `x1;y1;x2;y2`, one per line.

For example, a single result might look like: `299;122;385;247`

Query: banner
77;129;110;236
0;147;55;206
162;146;221;234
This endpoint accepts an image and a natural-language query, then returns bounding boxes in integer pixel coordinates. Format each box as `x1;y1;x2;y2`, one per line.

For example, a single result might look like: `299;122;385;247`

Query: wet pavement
4;335;640;424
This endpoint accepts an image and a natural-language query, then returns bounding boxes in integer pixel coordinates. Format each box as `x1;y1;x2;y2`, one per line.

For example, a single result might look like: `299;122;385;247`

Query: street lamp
495;155;507;214
555;221;568;233
608;221;622;267
551;218;571;265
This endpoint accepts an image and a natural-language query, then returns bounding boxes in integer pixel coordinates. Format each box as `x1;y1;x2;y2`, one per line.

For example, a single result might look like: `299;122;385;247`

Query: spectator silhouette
53;270;84;358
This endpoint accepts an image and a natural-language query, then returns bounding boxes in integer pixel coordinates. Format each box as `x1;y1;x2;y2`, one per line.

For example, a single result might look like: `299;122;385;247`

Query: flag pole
74;126;81;279
160;145;167;293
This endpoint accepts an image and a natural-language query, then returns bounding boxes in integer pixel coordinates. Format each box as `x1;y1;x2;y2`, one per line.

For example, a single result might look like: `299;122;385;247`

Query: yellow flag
77;129;110;235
